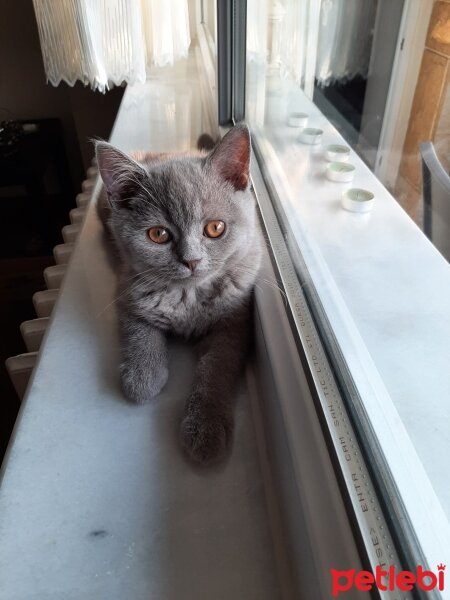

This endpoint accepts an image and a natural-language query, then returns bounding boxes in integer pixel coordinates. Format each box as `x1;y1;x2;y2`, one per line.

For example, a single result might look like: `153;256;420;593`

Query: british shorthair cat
96;124;262;464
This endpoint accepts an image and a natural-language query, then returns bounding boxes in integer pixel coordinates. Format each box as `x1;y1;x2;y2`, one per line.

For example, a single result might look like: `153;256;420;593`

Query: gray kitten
96;125;262;465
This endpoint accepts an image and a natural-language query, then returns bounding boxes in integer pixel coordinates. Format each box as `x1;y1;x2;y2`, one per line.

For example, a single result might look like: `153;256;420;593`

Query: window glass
246;0;450;555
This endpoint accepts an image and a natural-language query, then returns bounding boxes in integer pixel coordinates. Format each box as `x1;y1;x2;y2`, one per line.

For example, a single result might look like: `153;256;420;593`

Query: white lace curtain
248;0;377;98
247;0;321;99
278;0;322;98
32;0;191;92
315;0;377;87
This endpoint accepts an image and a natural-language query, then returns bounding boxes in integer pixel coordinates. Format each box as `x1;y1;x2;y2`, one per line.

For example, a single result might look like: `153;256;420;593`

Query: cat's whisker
143;185;163;209
110;169;162;212
255;277;288;306
96;272;168;318
231;265;288;306
124;267;157;282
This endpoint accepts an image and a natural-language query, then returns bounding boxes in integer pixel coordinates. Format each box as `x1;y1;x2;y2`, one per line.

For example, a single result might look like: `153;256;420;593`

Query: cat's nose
183;259;202;272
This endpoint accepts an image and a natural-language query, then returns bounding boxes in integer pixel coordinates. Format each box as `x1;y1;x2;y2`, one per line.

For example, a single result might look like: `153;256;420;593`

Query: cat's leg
119;313;168;404
180;305;250;465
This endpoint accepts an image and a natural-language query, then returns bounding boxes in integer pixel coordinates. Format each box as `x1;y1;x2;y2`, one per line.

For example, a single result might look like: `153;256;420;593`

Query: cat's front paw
180;397;233;465
120;362;168;404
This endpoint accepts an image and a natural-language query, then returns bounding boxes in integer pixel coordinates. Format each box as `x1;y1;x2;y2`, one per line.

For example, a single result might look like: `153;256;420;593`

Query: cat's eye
204;220;225;238
148;227;171;244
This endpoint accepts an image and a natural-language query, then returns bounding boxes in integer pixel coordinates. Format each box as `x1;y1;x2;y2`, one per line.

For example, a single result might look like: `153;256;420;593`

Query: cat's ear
207;124;250;191
95;141;146;207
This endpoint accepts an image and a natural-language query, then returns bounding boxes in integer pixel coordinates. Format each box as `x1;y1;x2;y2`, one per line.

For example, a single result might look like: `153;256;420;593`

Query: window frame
206;1;450;596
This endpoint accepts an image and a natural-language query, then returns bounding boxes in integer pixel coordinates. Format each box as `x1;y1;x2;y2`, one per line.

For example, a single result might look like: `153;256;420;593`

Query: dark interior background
0;0;124;462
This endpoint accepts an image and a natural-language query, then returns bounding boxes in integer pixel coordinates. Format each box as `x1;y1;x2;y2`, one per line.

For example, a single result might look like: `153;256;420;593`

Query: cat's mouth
184;270;205;280
177;268;209;284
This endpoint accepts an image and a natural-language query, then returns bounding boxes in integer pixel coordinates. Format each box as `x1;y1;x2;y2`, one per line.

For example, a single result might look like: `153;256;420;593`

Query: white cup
288;112;309;128
326;162;355;183
298;127;323;145
342;188;375;213
325;144;351;162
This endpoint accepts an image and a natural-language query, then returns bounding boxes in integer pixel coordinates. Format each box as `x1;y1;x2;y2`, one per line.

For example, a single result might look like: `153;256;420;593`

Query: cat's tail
197;133;217;151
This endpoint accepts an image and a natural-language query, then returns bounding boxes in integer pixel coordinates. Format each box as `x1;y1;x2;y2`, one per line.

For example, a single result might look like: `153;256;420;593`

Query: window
207;0;450;591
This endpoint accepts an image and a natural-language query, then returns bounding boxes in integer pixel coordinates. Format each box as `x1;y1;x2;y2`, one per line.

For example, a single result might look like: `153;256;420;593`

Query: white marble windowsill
0;53;281;600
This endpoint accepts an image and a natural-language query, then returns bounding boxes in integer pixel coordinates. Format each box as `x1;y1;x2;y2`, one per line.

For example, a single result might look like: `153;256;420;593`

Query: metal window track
249;152;421;600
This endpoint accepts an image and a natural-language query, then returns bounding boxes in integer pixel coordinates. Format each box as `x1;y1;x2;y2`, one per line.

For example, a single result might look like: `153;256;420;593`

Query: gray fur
96;125;262;464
